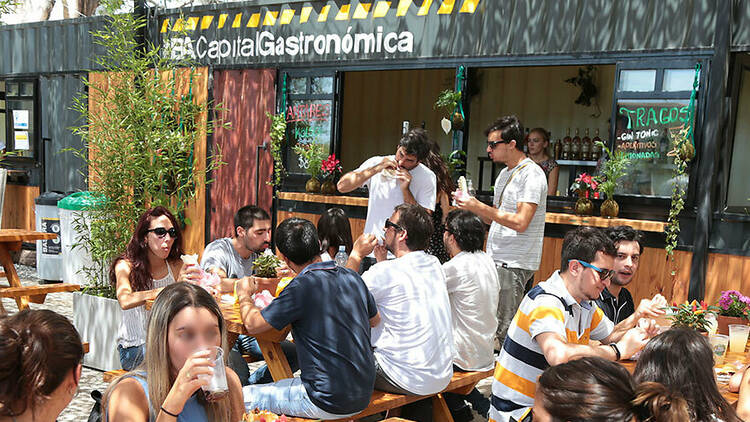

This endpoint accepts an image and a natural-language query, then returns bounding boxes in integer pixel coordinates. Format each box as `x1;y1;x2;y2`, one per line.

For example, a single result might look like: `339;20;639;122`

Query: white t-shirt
362;251;454;395
486;157;547;271
357;155;436;239
443;250;500;371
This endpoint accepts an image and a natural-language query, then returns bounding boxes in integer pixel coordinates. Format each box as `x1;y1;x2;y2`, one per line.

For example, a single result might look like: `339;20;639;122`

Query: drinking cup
728;324;750;354
198;346;229;401
709;334;729;365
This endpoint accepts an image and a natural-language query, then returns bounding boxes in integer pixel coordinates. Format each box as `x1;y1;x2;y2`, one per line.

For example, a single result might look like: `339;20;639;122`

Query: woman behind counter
527;127;559;196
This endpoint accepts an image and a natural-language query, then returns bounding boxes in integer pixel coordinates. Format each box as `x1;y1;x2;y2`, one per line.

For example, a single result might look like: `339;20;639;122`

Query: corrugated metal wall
210;69;275;241
40;74;87;192
0;16;107;76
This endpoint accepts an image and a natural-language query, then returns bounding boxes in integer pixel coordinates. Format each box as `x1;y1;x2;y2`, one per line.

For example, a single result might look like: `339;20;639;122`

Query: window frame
1;77;40;165
722;53;750;215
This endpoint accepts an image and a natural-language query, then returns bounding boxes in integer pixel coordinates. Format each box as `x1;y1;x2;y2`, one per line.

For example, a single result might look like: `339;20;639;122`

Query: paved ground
3;264;492;421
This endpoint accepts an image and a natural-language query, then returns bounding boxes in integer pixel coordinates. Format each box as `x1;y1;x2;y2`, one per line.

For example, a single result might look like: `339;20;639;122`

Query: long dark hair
317;208;353;255
634;327;742;422
538;357;688;422
109;206;184;292
423;142;455;197
0;309;83;416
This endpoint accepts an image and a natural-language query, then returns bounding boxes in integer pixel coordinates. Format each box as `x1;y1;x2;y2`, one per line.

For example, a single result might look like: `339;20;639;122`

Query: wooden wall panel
275;210;365;244
210;69;276;241
705;253;750;304
2;184;39;230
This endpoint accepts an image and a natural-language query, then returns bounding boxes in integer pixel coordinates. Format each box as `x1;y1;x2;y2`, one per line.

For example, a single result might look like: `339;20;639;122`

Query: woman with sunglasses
110;206;193;371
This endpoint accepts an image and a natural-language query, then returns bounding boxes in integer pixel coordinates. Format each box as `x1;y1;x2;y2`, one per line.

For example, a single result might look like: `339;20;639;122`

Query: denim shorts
243;377;357;419
118;344;145;371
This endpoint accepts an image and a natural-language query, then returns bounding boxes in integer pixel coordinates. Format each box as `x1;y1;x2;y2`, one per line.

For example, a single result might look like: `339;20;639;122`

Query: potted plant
716;290;750;335
594;141;630;218
67;11;224;370
434;89;464;131
252;252;284;296
320;154;342;195
667;300;719;333
569;173;598;216
267;112;287;189
292;142;326;193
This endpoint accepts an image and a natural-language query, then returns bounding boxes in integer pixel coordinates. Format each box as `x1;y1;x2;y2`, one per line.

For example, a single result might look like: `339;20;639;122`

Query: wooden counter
277;191;368;207
544;212;667;233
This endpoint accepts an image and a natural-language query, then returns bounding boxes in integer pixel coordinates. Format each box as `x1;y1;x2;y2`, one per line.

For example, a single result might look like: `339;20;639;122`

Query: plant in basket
292;142;326;192
569;173;598;216
251;251;284;299
320;154;342;195
718;290;750;319
594;141;630;218
667;300;719;332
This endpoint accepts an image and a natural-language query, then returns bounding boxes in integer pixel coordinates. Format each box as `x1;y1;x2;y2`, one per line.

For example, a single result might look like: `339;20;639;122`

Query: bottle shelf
557;159;599;166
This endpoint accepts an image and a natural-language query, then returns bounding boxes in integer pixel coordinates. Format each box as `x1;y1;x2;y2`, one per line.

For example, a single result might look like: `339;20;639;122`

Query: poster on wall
285;98;334;175
14;130;29;150
13;110;29;129
614;99;690;197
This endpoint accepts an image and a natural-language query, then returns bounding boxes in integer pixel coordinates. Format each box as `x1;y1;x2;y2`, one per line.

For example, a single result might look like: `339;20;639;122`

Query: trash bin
34;191;67;283
58;192;104;286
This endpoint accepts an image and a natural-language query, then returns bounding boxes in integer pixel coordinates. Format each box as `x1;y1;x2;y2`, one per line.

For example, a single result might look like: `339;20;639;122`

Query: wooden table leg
432;393;455;422
256;339;294;381
0;243;29;311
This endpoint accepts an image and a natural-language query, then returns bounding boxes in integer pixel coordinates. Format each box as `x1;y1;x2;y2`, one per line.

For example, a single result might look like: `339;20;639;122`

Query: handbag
88;389;103;422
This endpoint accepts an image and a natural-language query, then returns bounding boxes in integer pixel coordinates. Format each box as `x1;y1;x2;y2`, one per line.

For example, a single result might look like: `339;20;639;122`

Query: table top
0;229;57;242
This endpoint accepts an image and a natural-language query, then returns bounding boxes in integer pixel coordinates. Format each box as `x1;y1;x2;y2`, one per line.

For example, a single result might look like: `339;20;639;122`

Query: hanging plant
266;112;286;188
434;89;464;131
565;65;601;117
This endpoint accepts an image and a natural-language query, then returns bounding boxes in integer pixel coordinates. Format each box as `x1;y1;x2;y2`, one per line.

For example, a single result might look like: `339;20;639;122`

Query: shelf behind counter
276;191;667;233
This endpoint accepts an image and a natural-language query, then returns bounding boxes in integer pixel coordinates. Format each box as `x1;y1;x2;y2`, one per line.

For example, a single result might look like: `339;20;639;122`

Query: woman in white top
111;206;191;370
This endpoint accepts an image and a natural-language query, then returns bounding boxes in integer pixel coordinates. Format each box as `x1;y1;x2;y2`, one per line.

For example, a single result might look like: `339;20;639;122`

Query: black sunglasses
487;139;513;149
147;227;178;238
384;218;403;232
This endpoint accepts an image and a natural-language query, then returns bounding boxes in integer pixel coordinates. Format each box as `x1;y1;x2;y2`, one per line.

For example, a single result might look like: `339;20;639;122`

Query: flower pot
600;198;619;218
320;180;337;195
73;292;123;371
717;315;749;335
451;112;464;131
574;197;593;216
305;177;321;193
254;276;281;297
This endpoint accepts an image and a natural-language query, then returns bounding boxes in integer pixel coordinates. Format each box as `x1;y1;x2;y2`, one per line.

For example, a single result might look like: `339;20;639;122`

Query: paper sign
13;110;29;129
14;131;29;150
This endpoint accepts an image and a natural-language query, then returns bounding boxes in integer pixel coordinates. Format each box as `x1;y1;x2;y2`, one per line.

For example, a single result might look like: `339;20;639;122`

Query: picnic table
0;229;81;313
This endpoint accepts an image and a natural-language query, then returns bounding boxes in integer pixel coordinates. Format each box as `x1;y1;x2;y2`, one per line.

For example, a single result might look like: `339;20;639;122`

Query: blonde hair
105;282;233;421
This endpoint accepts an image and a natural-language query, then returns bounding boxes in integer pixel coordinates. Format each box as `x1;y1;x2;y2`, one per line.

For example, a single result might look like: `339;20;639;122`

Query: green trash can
57;192;104;286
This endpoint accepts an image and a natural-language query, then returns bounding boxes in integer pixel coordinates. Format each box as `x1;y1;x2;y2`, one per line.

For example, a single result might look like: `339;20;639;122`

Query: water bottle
334;245;348;267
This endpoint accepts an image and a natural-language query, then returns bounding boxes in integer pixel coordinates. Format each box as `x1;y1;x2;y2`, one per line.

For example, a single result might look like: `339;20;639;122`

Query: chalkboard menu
613;99;691;197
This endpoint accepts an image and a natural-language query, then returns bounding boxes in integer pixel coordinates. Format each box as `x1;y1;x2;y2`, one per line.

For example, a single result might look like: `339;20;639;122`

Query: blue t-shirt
261;261;377;415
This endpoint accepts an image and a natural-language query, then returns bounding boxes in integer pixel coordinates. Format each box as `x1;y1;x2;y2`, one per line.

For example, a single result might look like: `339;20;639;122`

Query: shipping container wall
210;69;276;241
40;74;87;192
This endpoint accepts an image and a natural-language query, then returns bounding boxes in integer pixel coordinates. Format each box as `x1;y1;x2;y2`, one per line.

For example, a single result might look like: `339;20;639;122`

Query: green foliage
665;126;692;268
667;300;719;332
267;112;286;187
68;12;226;297
443;150;469;180
594;141;630;200
0;0;19;20
434;89;462;113
252;253;282;278
292;142;326;179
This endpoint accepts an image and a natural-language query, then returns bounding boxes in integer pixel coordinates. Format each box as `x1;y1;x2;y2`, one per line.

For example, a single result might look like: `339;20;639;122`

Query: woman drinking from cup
111;206;196;370
105;282;244;421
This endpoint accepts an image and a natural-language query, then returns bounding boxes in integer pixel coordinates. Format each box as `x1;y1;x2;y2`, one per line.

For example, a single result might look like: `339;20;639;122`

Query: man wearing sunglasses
453;115;548;350
337;129;437;272
490;227;657;422
200;205;298;386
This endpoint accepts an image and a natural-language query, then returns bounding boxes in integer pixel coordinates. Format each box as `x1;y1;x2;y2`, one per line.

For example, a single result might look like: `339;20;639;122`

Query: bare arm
370;312;381;327
608;295;667;341
536;331;619;366
107;378;151;422
337;157;395;193
547;166;559;196
346;234;378;272
737;367;750;420
227;368;246;421
237;278;273;334
455;195;538;233
115;260;163;310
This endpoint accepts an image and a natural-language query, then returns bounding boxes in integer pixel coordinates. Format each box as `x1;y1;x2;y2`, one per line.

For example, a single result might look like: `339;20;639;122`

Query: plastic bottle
334;245;348;267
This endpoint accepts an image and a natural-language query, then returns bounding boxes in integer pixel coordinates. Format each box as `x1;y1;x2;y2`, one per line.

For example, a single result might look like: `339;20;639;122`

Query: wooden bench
0;283;81;304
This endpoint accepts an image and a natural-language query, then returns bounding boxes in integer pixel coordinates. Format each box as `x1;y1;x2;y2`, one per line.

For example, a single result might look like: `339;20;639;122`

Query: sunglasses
147;227;178;238
569;259;615;281
487;139;513;149
384;218;403;232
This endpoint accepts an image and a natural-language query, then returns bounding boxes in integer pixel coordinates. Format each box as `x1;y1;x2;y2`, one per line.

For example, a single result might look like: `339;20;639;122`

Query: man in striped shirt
489;227;654;422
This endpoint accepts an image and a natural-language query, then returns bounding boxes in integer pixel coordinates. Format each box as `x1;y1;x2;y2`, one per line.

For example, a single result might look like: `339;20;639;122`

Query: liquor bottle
554;138;562;160
591;129;603;161
562;129;572;160
571;128;581;160
581;128;591;161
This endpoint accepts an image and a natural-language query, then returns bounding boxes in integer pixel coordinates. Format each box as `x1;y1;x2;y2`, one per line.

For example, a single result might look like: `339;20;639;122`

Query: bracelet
160;406;180;418
609;343;621;361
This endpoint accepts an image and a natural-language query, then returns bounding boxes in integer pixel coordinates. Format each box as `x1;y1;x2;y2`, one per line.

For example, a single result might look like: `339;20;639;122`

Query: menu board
613;99;691;197
285;99;333;175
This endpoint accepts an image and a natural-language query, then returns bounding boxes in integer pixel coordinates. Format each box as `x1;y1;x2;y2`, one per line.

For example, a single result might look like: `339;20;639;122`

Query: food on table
243;409;289;422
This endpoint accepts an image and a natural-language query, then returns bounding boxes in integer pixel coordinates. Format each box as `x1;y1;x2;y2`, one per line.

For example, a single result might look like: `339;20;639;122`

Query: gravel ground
3;264;492;421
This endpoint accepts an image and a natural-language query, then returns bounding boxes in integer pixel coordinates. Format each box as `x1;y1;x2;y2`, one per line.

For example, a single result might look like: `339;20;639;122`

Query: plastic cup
198;346;229;401
728;324;750;354
706;313;718;337
710;334;729;365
